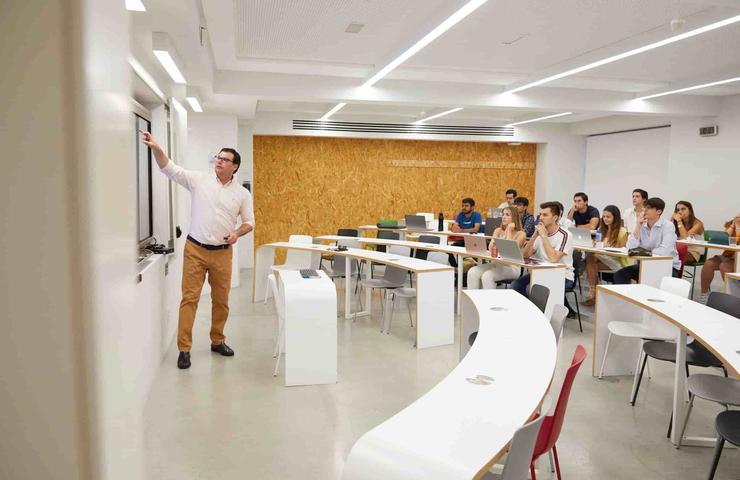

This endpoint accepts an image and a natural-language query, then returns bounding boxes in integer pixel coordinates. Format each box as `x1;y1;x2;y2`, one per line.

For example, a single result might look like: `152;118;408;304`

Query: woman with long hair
673;200;705;263
467;206;526;289
699;213;740;304
581;205;629;306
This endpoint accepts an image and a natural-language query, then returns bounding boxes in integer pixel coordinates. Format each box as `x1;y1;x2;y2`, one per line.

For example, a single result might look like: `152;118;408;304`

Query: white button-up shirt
626;216;680;269
161;161;254;246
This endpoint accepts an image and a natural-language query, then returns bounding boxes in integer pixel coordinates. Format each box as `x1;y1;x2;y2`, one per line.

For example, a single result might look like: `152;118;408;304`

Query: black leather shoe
177;351;191;369
211;342;234;357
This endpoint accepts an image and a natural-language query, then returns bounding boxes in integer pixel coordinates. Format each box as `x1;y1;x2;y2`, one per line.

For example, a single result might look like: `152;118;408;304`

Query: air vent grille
293;120;514;137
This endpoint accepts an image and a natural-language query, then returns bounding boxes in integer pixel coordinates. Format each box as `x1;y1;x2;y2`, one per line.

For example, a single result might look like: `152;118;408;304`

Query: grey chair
707;410;740;480
550;304;568;344
408;234;442;286
371;231;402;277
387;287;416;335
322;228;359;268
357;265;407;330
529;284;550;314
482;396;552;480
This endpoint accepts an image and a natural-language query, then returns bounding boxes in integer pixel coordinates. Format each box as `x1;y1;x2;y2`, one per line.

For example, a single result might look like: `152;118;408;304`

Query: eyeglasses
212;154;234;164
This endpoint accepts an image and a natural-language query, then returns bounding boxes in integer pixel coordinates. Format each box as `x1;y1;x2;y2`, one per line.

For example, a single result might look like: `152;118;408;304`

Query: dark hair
462;197;475;207
574;192;588;202
674;200;698;232
513;196;529;207
599;205;622;247
505;189;517;197
645;197;665;213
220;147;241;173
633;188;648;200
540;201;562;219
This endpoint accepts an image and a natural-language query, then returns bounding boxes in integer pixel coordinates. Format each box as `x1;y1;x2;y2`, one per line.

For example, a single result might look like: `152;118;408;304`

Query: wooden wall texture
253;135;536;250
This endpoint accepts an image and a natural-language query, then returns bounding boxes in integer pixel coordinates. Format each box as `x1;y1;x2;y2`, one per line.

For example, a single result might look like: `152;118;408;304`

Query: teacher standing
142;131;254;369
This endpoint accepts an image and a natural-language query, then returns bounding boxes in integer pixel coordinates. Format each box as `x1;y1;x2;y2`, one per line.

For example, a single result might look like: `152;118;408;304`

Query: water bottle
594;230;602;246
438;212;444;232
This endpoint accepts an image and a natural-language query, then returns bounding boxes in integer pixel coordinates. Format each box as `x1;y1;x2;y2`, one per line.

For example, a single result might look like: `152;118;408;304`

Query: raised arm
140;130;196;191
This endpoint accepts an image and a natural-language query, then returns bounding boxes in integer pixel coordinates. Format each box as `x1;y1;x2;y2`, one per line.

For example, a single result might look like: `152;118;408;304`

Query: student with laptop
623;188;648;233
567;192;600;229
497;189;517;209
467;206;526;290
514;196;535;237
511;202;575;300
448;197;482;268
614;197;680;284
581;205;630;306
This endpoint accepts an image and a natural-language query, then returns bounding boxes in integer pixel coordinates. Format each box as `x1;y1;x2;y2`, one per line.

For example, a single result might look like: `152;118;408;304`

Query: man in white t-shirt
623;188;648;233
497;188;517;209
511;202;575;302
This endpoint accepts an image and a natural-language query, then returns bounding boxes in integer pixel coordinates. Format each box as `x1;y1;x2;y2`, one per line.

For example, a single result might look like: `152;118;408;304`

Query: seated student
614;197;680;284
534;201;573;229
497;189;517;209
699;213;740;304
624;188;648;233
567;192;600;229
514;196;535;237
448;197;482;268
673;200;705;263
467;206;526;289
511;202;575;299
581;205;629;306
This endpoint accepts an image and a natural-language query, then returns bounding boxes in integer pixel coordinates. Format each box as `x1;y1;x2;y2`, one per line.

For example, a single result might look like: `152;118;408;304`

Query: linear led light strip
414;107;463;124
637;75;740;100
506;13;740;94
505;112;572;127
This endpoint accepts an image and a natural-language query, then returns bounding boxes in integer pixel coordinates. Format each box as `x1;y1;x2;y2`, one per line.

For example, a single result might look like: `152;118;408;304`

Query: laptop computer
484;217;502;236
404;214;433;231
464;235;487;254
568;227;593;247
494;238;543;265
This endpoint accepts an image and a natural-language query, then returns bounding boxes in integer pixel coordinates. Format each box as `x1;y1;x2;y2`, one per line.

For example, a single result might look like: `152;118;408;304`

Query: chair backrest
415;235;441;260
376;231;400;253
708;292;740;319
382;265;408;285
389;245;411;257
642;277;691;338
532;345;587;461
529;284;550;314
337;228;359;237
549;305;568;344
500;396;552;480
285;234;316;267
676;242;688;277
427;252;450;265
706;230;730;245
328;255;357;275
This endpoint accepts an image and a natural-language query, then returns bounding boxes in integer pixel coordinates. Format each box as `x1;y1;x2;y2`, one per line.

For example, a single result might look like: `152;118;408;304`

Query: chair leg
667;410;673;439
552;445;562;480
708;437;725;480
385;291;395;334
598;331;612;379
631;345;648;406
530;462;537;480
273;319;284;377
406;297;414;327
548;450;555;472
678;394;695;448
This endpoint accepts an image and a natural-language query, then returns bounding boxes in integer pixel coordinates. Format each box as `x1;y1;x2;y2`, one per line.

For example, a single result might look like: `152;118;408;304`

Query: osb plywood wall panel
253;136;536;250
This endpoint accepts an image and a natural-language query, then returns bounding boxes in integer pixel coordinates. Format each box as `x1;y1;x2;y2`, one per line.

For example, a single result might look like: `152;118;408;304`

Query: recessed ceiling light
152;32;186;84
345;23;364;34
125;0;146;11
506;13;740;94
186;86;203;113
636;75;740;100
362;0;488;88
319;102;347;121
505;112;572;127
414;107;463;124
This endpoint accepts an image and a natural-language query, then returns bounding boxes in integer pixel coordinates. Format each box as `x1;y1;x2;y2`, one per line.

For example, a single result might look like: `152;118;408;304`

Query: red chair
530;345;587;480
676;242;688;278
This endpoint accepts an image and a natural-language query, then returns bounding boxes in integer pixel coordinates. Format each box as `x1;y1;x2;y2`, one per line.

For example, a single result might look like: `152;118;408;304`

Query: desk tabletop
676;239;740;252
358;225;494;240
597;284;740;378
573;245;671;260
342;289;557;480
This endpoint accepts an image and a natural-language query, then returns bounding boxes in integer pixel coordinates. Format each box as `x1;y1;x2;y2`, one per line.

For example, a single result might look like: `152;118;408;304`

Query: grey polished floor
144;270;740;479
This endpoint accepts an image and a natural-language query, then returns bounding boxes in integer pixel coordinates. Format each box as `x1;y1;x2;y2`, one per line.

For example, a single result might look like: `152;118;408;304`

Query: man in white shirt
142;132;254;369
511;202;575;301
623;188;648;233
497;188;517;209
614;197;680;284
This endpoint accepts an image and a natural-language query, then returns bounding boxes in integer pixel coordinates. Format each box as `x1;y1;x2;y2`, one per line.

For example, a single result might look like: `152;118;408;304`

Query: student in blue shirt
448;197;482;268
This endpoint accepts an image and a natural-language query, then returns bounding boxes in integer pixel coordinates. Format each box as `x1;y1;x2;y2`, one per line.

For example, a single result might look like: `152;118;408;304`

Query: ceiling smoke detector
345;23;365;34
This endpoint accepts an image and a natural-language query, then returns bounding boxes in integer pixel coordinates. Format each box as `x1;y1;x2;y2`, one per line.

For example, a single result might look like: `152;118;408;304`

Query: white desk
726;272;740;297
358;225;494;240
342;290;557;480
594;284;740;446
277;270;337;386
677;239;740;272
320;235;565;319
255;242;454;349
574;245;673;287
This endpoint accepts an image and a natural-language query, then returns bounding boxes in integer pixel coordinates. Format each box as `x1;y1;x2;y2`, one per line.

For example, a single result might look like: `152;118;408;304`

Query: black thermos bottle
438;212;444;232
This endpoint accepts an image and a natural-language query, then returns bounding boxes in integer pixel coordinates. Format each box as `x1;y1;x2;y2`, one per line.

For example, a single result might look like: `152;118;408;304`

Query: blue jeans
511;273;575;303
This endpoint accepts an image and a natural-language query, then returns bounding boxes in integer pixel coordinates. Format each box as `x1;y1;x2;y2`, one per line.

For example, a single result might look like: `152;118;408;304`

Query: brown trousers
178;239;233;352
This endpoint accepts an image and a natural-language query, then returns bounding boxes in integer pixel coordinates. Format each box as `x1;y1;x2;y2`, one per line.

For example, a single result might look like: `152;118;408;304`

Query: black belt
187;235;230;251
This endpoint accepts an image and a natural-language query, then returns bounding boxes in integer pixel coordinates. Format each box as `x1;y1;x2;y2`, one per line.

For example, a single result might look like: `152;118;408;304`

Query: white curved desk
574;245;672;288
727;272;740;297
254;242;454;348
594;284;740;446
342;290;557;480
